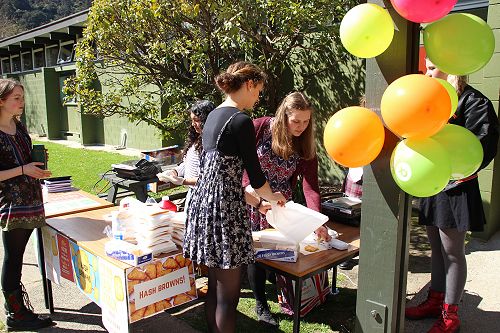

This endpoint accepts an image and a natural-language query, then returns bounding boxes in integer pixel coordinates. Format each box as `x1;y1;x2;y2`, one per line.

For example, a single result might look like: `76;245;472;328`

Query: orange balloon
323;106;385;167
381;74;450;138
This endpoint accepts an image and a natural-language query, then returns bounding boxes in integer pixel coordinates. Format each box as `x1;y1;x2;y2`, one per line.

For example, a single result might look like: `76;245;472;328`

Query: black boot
255;301;278;327
3;284;53;331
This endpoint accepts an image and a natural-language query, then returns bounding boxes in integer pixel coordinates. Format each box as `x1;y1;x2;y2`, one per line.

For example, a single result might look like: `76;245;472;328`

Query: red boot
405;289;444;320
428;303;460;333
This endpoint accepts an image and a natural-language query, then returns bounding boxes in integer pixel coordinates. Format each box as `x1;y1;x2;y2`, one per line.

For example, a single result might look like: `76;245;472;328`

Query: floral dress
248;118;299;231
0;121;45;231
184;113;255;269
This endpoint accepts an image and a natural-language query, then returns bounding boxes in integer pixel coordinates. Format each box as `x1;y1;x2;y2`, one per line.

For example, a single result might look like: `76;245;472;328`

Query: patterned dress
184;113;255;269
248;118;299;231
0;121;45;231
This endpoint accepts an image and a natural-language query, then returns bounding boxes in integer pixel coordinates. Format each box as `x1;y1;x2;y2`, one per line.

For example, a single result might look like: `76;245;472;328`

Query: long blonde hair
447;74;468;96
425;56;467;96
271;92;316;160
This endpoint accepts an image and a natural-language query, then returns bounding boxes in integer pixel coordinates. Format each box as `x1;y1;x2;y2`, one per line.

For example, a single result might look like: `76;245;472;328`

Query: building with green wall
0;10;166;150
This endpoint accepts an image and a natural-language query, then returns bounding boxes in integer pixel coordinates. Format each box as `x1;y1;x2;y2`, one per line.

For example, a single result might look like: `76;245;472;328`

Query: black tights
205;266;242;333
426;226;467;305
2;228;33;292
247;263;267;305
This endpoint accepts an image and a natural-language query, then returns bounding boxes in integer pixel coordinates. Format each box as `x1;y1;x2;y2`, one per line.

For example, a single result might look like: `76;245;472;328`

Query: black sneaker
255;304;278;327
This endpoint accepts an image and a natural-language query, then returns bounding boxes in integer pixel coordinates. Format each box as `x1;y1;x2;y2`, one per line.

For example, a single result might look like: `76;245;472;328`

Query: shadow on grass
171;282;357;333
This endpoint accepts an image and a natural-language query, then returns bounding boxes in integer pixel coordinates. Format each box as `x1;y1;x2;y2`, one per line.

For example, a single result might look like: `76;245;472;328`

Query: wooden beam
8;45;21;52
50;32;75;41
67;26;84;37
355;0;419;332
34;37;51;44
20;41;45;49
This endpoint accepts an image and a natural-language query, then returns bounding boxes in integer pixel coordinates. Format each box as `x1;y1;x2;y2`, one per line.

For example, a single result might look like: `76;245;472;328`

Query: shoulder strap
215;111;240;147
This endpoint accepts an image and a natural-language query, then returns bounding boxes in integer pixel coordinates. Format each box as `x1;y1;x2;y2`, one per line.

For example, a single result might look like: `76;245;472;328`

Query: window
34;49;45;68
57;42;75;64
21;52;33;71
46;46;59;66
11;56;21;73
1;58;10;74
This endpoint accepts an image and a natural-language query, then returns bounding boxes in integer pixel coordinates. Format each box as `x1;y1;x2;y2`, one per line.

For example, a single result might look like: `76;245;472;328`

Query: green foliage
65;0;363;139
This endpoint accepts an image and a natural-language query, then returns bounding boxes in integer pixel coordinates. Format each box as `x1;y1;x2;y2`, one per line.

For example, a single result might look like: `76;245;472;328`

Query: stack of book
44;176;73;193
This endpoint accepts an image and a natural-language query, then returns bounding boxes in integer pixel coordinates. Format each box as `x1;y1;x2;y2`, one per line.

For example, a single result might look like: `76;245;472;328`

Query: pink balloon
390;0;457;23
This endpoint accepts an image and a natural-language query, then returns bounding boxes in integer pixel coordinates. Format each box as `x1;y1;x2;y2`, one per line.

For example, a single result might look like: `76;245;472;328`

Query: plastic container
111;211;125;240
41;184;49;203
160;196;177;212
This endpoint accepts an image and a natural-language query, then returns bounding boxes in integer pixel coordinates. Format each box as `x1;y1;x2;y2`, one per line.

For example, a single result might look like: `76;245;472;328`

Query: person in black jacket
405;58;499;333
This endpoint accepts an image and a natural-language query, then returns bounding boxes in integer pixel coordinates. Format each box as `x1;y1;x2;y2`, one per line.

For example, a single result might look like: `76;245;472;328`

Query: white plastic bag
265;201;329;244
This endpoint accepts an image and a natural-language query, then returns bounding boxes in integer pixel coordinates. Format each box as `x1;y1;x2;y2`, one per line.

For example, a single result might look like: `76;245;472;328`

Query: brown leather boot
427;303;460;333
405;289;445;320
3;285;54;331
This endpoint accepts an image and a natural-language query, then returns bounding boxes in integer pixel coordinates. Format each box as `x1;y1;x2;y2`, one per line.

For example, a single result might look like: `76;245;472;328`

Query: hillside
0;0;91;39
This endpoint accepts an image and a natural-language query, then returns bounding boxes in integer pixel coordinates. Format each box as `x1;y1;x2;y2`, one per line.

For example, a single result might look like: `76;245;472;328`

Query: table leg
106;185;118;204
293;277;303;333
35;228;54;313
332;266;338;295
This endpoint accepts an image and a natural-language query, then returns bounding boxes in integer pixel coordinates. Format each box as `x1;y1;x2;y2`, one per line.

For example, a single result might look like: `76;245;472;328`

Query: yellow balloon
340;4;394;58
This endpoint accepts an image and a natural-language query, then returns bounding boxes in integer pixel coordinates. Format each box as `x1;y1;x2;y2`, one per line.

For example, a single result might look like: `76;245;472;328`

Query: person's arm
296;156;330;240
174;162;185;178
462;91;499;170
0;162;51;181
299;156;321;212
242;117;268;188
233;114;285;204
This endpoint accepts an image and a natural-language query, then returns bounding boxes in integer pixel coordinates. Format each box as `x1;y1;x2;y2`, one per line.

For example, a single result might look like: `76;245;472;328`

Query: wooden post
355;1;419;332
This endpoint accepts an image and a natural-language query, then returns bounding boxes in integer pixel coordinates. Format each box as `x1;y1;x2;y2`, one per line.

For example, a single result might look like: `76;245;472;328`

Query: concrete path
405;230;500;332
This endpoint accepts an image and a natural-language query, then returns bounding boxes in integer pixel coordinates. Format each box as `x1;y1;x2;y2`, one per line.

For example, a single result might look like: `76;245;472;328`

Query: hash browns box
125;252;196;323
253;230;299;263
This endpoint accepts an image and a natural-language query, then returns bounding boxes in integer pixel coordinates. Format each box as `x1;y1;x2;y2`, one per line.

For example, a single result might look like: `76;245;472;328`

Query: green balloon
390;138;451;197
431;124;483;180
424;13;495;75
435;78;458;117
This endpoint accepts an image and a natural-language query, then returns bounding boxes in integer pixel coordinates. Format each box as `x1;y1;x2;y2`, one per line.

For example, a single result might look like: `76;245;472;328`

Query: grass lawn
34;140;185;199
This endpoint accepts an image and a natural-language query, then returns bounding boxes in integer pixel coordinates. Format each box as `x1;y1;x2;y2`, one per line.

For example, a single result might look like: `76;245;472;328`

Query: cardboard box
141;145;182;166
105;240;153;266
148;180;174;193
253;230;299;262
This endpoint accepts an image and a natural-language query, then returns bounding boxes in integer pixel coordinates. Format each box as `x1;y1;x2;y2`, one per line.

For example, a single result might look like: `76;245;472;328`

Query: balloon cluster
324;1;492;197
383;74;483;197
339;1;494;75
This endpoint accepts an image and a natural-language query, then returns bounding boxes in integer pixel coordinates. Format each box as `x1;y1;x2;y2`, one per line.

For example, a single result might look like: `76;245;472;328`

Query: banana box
69;242;101;306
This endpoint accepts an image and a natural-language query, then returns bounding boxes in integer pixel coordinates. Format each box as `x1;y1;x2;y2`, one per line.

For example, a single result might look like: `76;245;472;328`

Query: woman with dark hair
0;78;54;330
183;61;286;333
158;100;216;210
243;91;330;325
405;58;499;333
